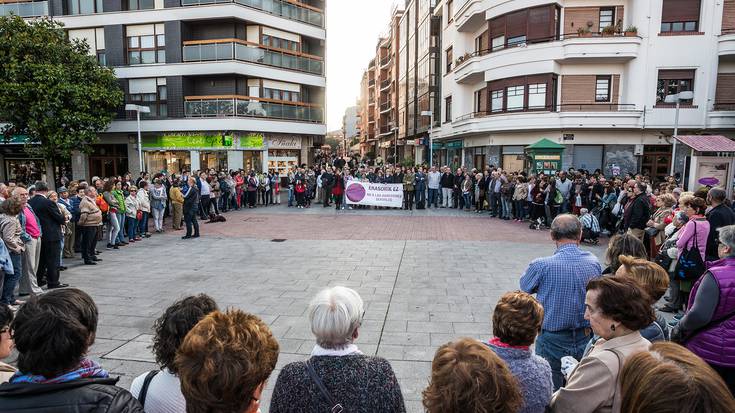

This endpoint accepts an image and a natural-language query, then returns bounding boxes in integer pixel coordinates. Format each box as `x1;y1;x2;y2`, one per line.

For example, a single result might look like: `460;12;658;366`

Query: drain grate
271;239;287;242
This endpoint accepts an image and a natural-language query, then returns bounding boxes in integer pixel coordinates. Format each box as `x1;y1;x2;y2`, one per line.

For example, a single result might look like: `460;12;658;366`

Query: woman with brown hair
615;255;670;342
621;342;735;412
423;337;523;413
646;193;676;257
549;276;654;412
602;233;647;274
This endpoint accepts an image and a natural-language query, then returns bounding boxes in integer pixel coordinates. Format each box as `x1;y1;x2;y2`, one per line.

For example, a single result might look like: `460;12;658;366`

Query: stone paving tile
3;206;607;412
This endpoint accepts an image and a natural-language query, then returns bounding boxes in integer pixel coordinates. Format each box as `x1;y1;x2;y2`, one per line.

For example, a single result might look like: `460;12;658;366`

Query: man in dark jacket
0;288;143;413
182;176;200;239
28;181;66;289
320;168;334;207
440;167;454;208
706;188;735;260
624;182;651;242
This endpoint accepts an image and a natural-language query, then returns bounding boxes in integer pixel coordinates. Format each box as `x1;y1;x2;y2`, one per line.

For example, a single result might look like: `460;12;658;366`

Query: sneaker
106;243;113;250
113;244;119;250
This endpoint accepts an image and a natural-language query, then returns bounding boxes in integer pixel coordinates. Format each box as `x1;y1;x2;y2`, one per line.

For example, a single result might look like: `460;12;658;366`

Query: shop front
674;135;735;197
267;136;302;177
434;140;463;170
146;151;192;174
525;138;565;175
0;135;70;185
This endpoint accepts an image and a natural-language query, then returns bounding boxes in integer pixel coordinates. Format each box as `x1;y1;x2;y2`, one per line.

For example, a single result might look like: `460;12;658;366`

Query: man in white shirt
198;172;212;220
427;166;441;208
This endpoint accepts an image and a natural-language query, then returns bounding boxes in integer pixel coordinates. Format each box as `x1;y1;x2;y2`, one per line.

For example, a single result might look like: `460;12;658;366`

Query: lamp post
663;91;694;177
391;126;399;164
420;110;434;167
125;104;150;174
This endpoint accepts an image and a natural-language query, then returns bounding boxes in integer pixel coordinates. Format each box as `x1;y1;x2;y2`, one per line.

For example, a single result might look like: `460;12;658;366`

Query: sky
325;0;399;131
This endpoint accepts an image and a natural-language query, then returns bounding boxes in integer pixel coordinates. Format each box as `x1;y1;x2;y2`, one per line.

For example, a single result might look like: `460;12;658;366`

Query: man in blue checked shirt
520;214;602;390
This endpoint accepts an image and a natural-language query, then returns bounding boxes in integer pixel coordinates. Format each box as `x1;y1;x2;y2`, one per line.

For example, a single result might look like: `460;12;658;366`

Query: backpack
96;195;109;213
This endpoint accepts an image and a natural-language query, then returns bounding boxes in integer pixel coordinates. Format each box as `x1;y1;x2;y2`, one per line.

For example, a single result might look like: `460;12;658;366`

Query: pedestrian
57;187;76;260
102;180;121;250
623;182;651;243
246;172;257;208
137;181;151;238
28;181;66;289
705;188;735;261
549;276;654;412
580;208;601;244
78;187;103;266
674;196;709;304
234;171;244;210
440;167;453;208
415;167;426;208
333;170;344;210
520;214;601;389
513;175;528;221
47;191;71;272
602;233;647;274
150;178;167;233
646;193;675;258
124;186;141;243
169;179;184;231
615;255;670;342
422;338;523;413
461;172;472;211
475;172;486;213
403;167;415;210
182;176;200;239
112;181;127;246
427;166;440;208
294;180;306;208
0;198;24;309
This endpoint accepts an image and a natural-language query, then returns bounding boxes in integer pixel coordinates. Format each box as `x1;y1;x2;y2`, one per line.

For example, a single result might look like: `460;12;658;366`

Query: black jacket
626;193;651;230
183;185;200;211
321;172;334;187
0;377;144;413
440;173;454;189
28;194;65;243
706;204;735;260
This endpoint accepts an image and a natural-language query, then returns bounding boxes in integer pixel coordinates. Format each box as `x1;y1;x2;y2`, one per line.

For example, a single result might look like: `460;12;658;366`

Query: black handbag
675;221;706;281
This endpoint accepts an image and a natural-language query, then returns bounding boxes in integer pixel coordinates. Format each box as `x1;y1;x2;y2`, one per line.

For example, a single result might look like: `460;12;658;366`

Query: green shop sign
240;133;264;149
445;140;463;149
143;135;234;149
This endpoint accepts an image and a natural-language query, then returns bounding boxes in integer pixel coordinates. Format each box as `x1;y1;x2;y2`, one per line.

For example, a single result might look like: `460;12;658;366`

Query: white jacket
137;189;151;212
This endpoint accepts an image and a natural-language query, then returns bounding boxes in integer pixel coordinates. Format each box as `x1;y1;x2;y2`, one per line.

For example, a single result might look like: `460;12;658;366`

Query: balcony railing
181;0;323;27
380;101;392;112
0;0;48;17
454;103;638;121
184;95;323;123
182;39;323;75
380;79;392;90
368;79;376;86
380;56;391;67
714;102;735;111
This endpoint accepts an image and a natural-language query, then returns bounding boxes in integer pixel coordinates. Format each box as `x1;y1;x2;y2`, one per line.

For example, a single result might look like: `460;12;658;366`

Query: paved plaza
30;206;604;412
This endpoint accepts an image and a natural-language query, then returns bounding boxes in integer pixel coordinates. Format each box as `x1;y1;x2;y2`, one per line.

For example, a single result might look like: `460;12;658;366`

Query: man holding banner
344;180;404;208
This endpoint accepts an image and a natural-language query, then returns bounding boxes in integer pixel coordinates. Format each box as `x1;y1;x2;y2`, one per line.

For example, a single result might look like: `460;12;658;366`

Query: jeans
560;199;570;214
488;192;500;216
513;200;526;219
1;252;21;305
126;216;138;241
108;212;120;245
415;188;426;206
428;188;439;207
536;328;592;390
184;206;199;237
501;197;512;218
116;212;126;243
138;211;149;236
288;187;294;206
462;193;471;209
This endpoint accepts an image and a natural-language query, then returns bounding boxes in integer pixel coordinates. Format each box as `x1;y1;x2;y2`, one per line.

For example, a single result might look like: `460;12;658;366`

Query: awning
675;135;735;153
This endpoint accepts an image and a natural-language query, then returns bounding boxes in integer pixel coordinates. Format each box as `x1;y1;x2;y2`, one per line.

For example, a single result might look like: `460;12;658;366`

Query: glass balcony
182;41;324;75
0;1;48;17
180;0;323;27
184;96;324;123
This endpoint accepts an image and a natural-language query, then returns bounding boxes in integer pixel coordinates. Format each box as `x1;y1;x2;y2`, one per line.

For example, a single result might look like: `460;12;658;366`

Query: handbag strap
306;360;346;413
138;369;160;408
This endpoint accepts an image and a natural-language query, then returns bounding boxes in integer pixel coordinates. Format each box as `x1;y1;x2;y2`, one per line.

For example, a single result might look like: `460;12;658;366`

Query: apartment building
436;0;735;180
1;0;326;182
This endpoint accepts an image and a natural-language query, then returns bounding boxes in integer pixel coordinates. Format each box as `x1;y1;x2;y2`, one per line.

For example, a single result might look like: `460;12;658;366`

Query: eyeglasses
0;327;9;334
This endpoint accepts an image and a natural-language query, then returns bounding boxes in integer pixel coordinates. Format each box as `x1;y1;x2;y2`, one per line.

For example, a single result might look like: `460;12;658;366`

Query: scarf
487;337;530;351
311;344;363;357
10;358;109;384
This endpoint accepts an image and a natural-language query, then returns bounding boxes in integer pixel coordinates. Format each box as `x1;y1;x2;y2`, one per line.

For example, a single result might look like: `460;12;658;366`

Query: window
506;86;524;111
595;76;611;102
263;88;300;102
656;70;695;105
445;47;453;73
126;24;165;65
262;35;299;51
661;0;700;32
491;36;505;51
491;90;504;112
599;8;615;30
528;83;546;108
445;96;452;122
66;0;102;15
446;0;453;24
128;78;167;118
126;0;154;10
68;27;106;65
507;35;526;47
475;31;487;53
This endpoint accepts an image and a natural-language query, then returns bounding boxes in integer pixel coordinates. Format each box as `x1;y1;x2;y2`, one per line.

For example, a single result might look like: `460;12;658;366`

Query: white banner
345;181;403;207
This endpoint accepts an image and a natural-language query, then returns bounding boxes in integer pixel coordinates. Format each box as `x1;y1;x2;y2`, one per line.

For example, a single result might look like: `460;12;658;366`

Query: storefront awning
675;135;735;153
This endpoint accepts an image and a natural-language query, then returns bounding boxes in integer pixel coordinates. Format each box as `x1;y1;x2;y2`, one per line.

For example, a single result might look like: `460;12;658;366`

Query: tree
0;15;123;160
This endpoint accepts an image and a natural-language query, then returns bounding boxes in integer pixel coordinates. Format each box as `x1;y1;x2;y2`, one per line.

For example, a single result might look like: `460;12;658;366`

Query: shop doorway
146;151;191;175
89;144;129;178
642;145;671;184
502;154;525;173
4;159;46;185
200;151;227;172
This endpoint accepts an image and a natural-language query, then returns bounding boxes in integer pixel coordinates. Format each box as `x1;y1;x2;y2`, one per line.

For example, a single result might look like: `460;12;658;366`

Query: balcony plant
624;25;638;37
577;27;592;38
601;25;616;37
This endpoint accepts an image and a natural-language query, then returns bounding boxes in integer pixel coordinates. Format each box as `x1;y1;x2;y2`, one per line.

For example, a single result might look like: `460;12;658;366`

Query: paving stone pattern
15;206;606;412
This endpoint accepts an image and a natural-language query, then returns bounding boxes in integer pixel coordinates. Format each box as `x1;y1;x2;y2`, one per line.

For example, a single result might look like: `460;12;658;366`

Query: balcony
181;0;323;28
0;0;48;17
454;0;486;33
182;39;323;75
184;95;323;123
719;29;735;56
451;104;643;134
453;33;641;84
380;79;392;91
379;55;391;68
710;101;735;129
368;78;376;86
379;101;392;113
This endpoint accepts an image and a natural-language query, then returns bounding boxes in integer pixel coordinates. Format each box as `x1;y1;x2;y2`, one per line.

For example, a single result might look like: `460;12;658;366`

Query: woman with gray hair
672;224;735;394
270;286;406;412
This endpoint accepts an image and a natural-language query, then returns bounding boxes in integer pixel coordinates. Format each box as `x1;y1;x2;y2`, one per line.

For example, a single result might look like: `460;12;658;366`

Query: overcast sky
325;0;398;131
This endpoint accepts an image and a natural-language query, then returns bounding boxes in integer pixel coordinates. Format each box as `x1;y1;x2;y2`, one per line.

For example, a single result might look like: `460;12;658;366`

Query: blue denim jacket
18;205;41;243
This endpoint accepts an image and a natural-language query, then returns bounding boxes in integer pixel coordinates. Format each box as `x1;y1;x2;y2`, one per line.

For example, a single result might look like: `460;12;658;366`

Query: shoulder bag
137;369;160;408
306;359;347;413
675;221;706;281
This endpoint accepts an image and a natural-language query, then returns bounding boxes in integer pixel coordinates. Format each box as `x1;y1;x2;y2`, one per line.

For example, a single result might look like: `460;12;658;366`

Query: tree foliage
0;15;123;159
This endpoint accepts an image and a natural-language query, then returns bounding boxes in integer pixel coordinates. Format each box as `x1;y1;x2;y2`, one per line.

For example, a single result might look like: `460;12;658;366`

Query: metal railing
453;103;638;121
182;40;323;75
380;79;392;90
184;96;323;123
0;0;48;17
180;0;323;27
713;102;735;111
380;101;392;112
368;79;376;86
380;56;391;67
455;30;642;68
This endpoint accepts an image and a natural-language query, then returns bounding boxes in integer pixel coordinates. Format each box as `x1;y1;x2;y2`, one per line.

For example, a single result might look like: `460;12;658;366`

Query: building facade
2;0;326;182
436;0;735;179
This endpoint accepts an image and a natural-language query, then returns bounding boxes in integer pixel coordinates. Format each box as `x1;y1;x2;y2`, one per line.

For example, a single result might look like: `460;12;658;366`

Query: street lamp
125;104;150;173
663;91;694;177
420;110;434;167
391;126;399;164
